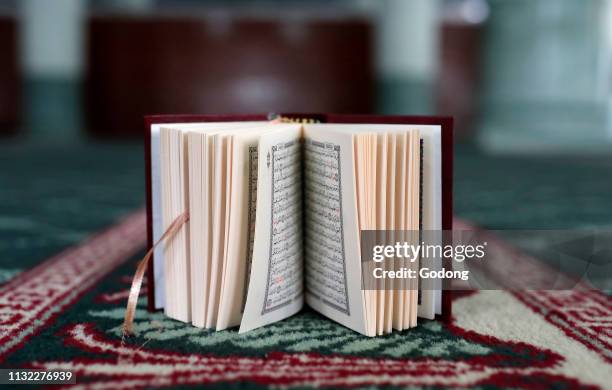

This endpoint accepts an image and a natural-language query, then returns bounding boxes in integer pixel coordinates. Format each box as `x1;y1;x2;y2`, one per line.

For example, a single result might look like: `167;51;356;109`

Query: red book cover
144;113;453;322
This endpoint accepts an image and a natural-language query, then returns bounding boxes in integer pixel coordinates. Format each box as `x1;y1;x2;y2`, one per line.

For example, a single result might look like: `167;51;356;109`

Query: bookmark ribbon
122;211;189;338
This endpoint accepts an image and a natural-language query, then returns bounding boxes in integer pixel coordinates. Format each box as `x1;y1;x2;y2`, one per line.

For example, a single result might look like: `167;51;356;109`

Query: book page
205;133;228;328
216;131;263;330
160;127;191;323
150;124;165;309
243;145;258;312
420;129;443;317
384;134;396;333
406;130;420;327
354;133;376;336
301;125;367;335
239;125;304;333
376;133;388;335
187;131;209;327
393;132;407;330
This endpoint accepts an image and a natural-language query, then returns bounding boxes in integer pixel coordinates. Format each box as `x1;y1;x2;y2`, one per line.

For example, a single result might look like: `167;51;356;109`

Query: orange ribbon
122;211;189;338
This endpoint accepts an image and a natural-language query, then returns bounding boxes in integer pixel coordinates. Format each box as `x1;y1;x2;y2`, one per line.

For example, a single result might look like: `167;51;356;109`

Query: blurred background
0;0;609;147
1;0;612;281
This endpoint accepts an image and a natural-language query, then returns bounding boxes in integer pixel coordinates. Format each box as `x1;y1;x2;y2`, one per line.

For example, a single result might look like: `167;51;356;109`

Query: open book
145;114;453;337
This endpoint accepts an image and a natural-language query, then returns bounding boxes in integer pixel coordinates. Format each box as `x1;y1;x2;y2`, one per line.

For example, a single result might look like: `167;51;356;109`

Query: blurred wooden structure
0;16;20;135
86;13;374;137
436;21;483;139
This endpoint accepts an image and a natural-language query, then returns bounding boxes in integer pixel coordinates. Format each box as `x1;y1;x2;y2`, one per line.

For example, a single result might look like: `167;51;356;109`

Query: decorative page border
262;141;302;315
304;139;350;316
242;146;258;312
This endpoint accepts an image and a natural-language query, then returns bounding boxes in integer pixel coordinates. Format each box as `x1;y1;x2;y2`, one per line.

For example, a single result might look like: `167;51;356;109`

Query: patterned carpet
0;141;611;388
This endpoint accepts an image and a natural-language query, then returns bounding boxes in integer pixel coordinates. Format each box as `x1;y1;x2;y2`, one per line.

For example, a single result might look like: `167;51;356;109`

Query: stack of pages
148;117;450;336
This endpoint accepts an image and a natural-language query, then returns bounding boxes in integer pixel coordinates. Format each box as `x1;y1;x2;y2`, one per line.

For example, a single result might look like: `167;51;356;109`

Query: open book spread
150;120;444;337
